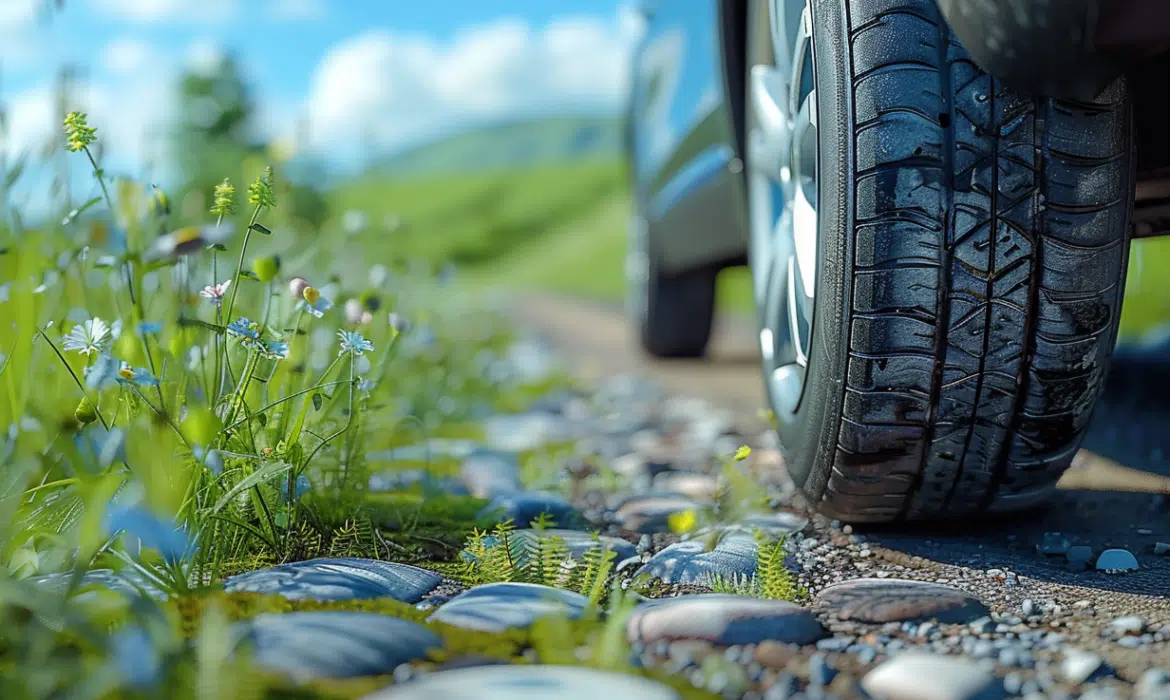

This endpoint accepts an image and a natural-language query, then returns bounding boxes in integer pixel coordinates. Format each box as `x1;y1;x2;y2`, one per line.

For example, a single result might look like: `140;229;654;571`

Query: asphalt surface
509;295;1170;601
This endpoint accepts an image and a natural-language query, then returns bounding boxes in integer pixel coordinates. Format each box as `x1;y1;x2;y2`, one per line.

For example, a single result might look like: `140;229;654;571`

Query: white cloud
267;0;325;22
100;37;154;75
88;0;236;23
184;38;227;75
301;8;642;162
0;0;47;71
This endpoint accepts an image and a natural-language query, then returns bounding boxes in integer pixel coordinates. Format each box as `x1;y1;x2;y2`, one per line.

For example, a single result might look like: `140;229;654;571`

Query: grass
330;157;1170;341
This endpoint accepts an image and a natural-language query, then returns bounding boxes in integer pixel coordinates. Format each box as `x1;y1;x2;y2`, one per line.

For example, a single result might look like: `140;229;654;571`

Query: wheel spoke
748;65;791;183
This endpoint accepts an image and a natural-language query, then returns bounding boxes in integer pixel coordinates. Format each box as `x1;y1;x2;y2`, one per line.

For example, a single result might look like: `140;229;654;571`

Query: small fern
697;530;798;601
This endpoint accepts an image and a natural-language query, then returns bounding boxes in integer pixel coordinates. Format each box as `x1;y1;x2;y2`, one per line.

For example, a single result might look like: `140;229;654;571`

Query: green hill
370;115;624;178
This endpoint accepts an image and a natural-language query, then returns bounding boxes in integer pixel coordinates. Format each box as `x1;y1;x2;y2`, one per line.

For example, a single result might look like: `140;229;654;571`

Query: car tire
629;215;719;359
754;0;1135;522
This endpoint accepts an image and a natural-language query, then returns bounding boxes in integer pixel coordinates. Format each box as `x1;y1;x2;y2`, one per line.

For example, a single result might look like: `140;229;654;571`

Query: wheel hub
747;0;819;415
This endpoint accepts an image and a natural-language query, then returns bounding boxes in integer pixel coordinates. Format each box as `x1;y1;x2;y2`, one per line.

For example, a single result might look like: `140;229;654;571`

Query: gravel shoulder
507;294;1170;696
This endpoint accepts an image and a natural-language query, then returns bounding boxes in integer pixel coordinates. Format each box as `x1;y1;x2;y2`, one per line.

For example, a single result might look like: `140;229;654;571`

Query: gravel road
506;294;1170;698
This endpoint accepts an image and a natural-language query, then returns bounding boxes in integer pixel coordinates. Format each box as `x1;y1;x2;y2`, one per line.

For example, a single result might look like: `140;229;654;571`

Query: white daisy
199;280;231;308
62;318;115;356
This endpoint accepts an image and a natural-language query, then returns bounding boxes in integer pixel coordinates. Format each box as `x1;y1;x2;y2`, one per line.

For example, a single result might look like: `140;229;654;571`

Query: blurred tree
170;53;328;232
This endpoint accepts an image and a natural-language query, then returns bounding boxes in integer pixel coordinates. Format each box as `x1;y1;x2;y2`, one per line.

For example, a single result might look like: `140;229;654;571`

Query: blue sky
0;0;641;191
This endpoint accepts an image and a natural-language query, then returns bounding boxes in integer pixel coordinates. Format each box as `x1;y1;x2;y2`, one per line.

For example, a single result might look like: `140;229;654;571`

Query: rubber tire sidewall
765;0;852;500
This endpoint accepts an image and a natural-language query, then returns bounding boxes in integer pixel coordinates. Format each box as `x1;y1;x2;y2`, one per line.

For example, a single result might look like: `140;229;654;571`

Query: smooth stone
614;494;703;534
428;582;589;632
238;612;440;680
28;568;164;599
635;531;758;585
651;471;720;501
1095;548;1139;572
861;651;1005;700
459;449;521;498
480;490;582;528
626;594;826;646
483;411;578;453
223;557;441;603
1061;649;1105;684
816;578;989;624
359;664;681;699
720;511;809;539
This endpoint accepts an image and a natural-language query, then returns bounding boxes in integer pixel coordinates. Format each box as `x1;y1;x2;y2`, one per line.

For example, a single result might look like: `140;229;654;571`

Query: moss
167;591;721;699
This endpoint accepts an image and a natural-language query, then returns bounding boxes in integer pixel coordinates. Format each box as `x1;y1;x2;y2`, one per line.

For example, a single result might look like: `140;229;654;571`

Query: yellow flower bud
75;397;98;426
733;445;752;462
252;256;280;283
181;407;222;446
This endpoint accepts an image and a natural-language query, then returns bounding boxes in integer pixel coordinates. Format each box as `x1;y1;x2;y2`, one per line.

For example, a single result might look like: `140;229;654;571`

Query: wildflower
259;340;289;360
193;445;223;476
388;312;411;335
63;111;97;152
210;178;236;217
247;166;277;208
136;321;162;336
86;354;158;389
117;364;159;388
252;255;280;282
359;291;381;312
297;286;332;318
667;509;698;535
341;209;368;236
337;329;374;357
226;317;262;348
75;397;98;425
149;185;170;218
280;474;311;502
199;279;231;308
63;317;115;356
104;504;194;564
288;277;309;299
111;625;161;690
344;298;364;325
369;264;389;288
143;224;232;262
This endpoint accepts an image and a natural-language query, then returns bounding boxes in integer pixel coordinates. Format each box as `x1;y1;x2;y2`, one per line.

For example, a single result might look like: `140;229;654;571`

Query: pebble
428;582;589;632
238;612;440;680
613;494;704;534
626;594;826;646
223;558;441;602
635;531;758;585
861;651;1004;700
815;578;989;624
359;664;682;699
458;449;522;498
1066;546;1094;571
1063;649;1106;684
480;490;582;528
1095;548;1139;572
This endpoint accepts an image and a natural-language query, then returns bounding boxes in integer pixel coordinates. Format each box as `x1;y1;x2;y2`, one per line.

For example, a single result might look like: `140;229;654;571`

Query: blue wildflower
280;474;311;502
296;294;333;319
226;317;262;349
136;321;162;336
104;504;194;564
259;340;289;360
337;329;374;357
74;425;126;470
193;445;223;476
111;625;161;690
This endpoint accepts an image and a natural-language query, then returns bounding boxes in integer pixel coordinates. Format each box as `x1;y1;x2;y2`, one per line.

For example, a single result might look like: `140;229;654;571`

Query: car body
625;0;1170;523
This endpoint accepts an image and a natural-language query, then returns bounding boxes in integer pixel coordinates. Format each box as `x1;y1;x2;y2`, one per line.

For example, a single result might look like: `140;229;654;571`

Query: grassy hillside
371;116;623;178
328;154;1170;340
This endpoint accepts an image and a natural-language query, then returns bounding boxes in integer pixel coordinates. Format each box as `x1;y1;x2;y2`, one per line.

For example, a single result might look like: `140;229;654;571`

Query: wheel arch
719;0;749;164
